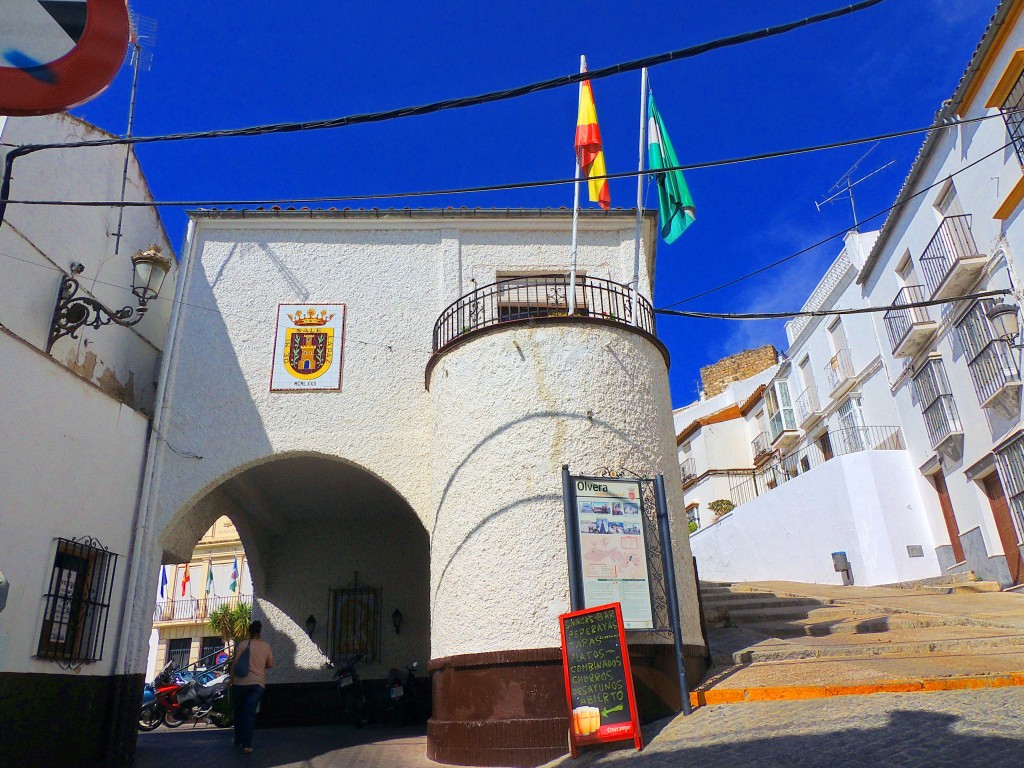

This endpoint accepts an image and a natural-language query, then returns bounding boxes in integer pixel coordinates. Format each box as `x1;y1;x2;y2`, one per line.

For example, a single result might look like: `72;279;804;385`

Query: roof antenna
815;142;894;233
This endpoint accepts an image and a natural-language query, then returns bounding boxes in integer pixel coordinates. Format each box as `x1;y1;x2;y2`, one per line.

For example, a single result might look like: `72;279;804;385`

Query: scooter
163;671;232;728
383;661;419;725
334;655;370;728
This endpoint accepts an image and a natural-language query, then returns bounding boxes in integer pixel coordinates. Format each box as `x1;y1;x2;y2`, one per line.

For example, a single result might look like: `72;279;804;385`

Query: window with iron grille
995;434;1024;544
36;537;119;664
912;358;962;449
956;301;1021;406
167;638;192;670
200;636;224;666
328;586;381;663
1002;68;1024;164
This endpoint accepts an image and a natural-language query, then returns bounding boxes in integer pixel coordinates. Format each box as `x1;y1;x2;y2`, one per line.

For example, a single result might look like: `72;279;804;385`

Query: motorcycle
334;655;370;728
383;661;419;726
162;671;233;728
138;662;187;731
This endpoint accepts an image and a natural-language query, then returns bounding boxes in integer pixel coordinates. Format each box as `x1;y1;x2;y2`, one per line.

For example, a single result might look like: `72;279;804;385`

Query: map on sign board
573;477;654;630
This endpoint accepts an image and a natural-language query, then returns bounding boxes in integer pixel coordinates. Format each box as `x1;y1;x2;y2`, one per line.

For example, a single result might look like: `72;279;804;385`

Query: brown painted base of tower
0;670;144;768
427;643;708;767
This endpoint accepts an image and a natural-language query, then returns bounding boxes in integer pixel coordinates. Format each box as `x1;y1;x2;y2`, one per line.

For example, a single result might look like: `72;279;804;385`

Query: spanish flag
181;563;191;597
575;61;610;210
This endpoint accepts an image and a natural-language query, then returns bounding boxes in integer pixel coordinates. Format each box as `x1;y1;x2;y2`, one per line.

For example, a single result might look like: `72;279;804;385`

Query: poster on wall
572;477;654;629
270;304;346;392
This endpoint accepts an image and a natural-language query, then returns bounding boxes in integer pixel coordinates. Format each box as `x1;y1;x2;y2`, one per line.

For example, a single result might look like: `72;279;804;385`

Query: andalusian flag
647;92;695;243
575;62;610;210
230;558;239;593
206;565;215;596
181;563;191;597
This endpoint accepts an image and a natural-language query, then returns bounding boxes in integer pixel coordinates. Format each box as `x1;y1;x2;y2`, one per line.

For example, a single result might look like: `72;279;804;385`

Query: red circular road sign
0;0;130;116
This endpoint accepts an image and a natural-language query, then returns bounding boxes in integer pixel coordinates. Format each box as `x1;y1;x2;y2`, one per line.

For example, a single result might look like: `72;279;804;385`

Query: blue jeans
232;684;264;748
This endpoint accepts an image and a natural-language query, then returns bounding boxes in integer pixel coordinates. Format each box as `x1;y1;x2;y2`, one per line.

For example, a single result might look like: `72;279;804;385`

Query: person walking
231;620;274;754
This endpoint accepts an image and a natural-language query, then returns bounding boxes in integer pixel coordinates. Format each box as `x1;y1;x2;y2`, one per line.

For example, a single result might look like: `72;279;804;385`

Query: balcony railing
824;347;855;396
920;215;987;301
883;285;937;358
153;594;253;624
922;394;963;450
432;274;657;354
751;431;771;461
713;425;905;514
795;386;821;427
967;339;1021;408
680;457;697;484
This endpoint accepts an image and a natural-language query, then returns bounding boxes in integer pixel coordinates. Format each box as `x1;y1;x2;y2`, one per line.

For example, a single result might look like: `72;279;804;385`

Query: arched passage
150;453;430;726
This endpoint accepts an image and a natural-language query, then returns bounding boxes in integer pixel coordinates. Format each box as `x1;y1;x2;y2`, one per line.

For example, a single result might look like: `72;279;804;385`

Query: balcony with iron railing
795;386;821;428
967;339;1022;410
824;347;856;398
883;284;938;358
718;425;905;513
920;215;989;301
153;593;253;624
680;457;697;485
922;394;963;452
751;431;771;462
429;274;665;371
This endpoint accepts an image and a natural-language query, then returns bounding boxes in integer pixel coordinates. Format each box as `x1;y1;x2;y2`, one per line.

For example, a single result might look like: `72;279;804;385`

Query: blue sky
67;0;995;407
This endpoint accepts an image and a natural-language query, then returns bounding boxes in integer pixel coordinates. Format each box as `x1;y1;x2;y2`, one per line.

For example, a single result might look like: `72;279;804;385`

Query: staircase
693;580;1024;706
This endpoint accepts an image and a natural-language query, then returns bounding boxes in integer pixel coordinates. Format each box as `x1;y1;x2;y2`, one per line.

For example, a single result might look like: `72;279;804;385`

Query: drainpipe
113;218;197;679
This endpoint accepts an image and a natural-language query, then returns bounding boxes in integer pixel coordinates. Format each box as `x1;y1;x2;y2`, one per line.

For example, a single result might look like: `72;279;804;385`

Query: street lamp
46;245;172;354
986;299;1022;346
392;608;403;635
305;614;317;638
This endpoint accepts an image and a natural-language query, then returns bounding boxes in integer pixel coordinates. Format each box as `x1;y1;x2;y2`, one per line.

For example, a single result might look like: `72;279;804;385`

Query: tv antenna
815;142;895;232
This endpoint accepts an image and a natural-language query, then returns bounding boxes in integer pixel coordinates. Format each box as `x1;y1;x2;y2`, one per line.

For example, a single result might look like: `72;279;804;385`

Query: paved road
136;687;1024;768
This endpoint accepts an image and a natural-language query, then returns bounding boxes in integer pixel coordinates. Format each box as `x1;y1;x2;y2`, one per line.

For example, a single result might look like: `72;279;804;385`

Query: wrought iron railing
922;394;963;449
711;426;904;514
920;215;981;297
824;347;855;392
153;594;253;624
680;457;696;484
751;431;771;460
432;274;657;354
795;386;820;424
967;339;1021;406
883;284;932;353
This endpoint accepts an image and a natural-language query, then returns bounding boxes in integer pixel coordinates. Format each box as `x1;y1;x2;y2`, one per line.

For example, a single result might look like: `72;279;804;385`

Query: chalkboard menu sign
559;602;643;756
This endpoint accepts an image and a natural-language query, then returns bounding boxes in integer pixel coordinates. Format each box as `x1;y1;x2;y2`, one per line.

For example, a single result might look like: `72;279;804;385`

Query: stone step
700;589;810;603
751;611;982;638
712;601;849;624
729;628;1024;664
701;596;826;613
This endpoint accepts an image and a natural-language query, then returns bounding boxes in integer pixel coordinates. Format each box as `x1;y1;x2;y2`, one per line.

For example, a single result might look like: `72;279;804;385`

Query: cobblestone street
135;687;1024;768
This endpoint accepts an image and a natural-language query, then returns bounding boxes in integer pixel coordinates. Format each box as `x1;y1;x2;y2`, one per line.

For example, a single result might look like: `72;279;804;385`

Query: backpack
235;642;251;678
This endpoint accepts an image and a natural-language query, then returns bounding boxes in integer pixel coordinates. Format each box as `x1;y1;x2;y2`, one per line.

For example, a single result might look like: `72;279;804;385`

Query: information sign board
571;476;654;629
559;602;643;757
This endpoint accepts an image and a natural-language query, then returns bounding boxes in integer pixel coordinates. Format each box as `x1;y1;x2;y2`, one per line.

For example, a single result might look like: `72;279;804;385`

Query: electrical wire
655;288;1011;320
1;1;883;156
1;107;1011;209
656;139;1017;310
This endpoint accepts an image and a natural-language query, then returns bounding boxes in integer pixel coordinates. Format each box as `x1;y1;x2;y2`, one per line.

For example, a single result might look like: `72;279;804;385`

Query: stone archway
147;453;430;727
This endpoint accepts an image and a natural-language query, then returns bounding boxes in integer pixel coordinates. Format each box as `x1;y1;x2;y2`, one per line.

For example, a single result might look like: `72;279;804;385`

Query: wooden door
931;471;965;564
982;473;1024;585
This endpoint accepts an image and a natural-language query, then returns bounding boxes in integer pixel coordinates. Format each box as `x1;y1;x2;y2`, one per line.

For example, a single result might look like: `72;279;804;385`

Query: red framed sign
0;0;130;116
559;602;643;757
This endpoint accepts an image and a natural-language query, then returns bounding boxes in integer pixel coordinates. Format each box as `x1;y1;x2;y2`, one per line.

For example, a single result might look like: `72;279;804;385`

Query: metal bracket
46;274;146;354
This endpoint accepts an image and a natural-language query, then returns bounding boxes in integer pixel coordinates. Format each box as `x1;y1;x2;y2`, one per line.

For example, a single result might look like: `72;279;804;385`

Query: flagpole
632;68;648;328
569;54;585;317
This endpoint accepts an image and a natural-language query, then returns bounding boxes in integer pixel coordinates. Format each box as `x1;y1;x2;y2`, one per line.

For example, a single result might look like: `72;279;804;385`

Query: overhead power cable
655;139;1016;310
1;107;1011;209
3;1;883;155
655;289;1011;321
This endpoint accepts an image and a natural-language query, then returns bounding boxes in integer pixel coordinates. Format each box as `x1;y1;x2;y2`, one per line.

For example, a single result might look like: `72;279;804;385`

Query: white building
685;0;1024;591
0;114;176;767
117;208;703;767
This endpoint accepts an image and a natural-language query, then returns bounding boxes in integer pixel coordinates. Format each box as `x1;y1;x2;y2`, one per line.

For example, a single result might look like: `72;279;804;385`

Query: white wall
690;450;940;586
0;331;149;675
